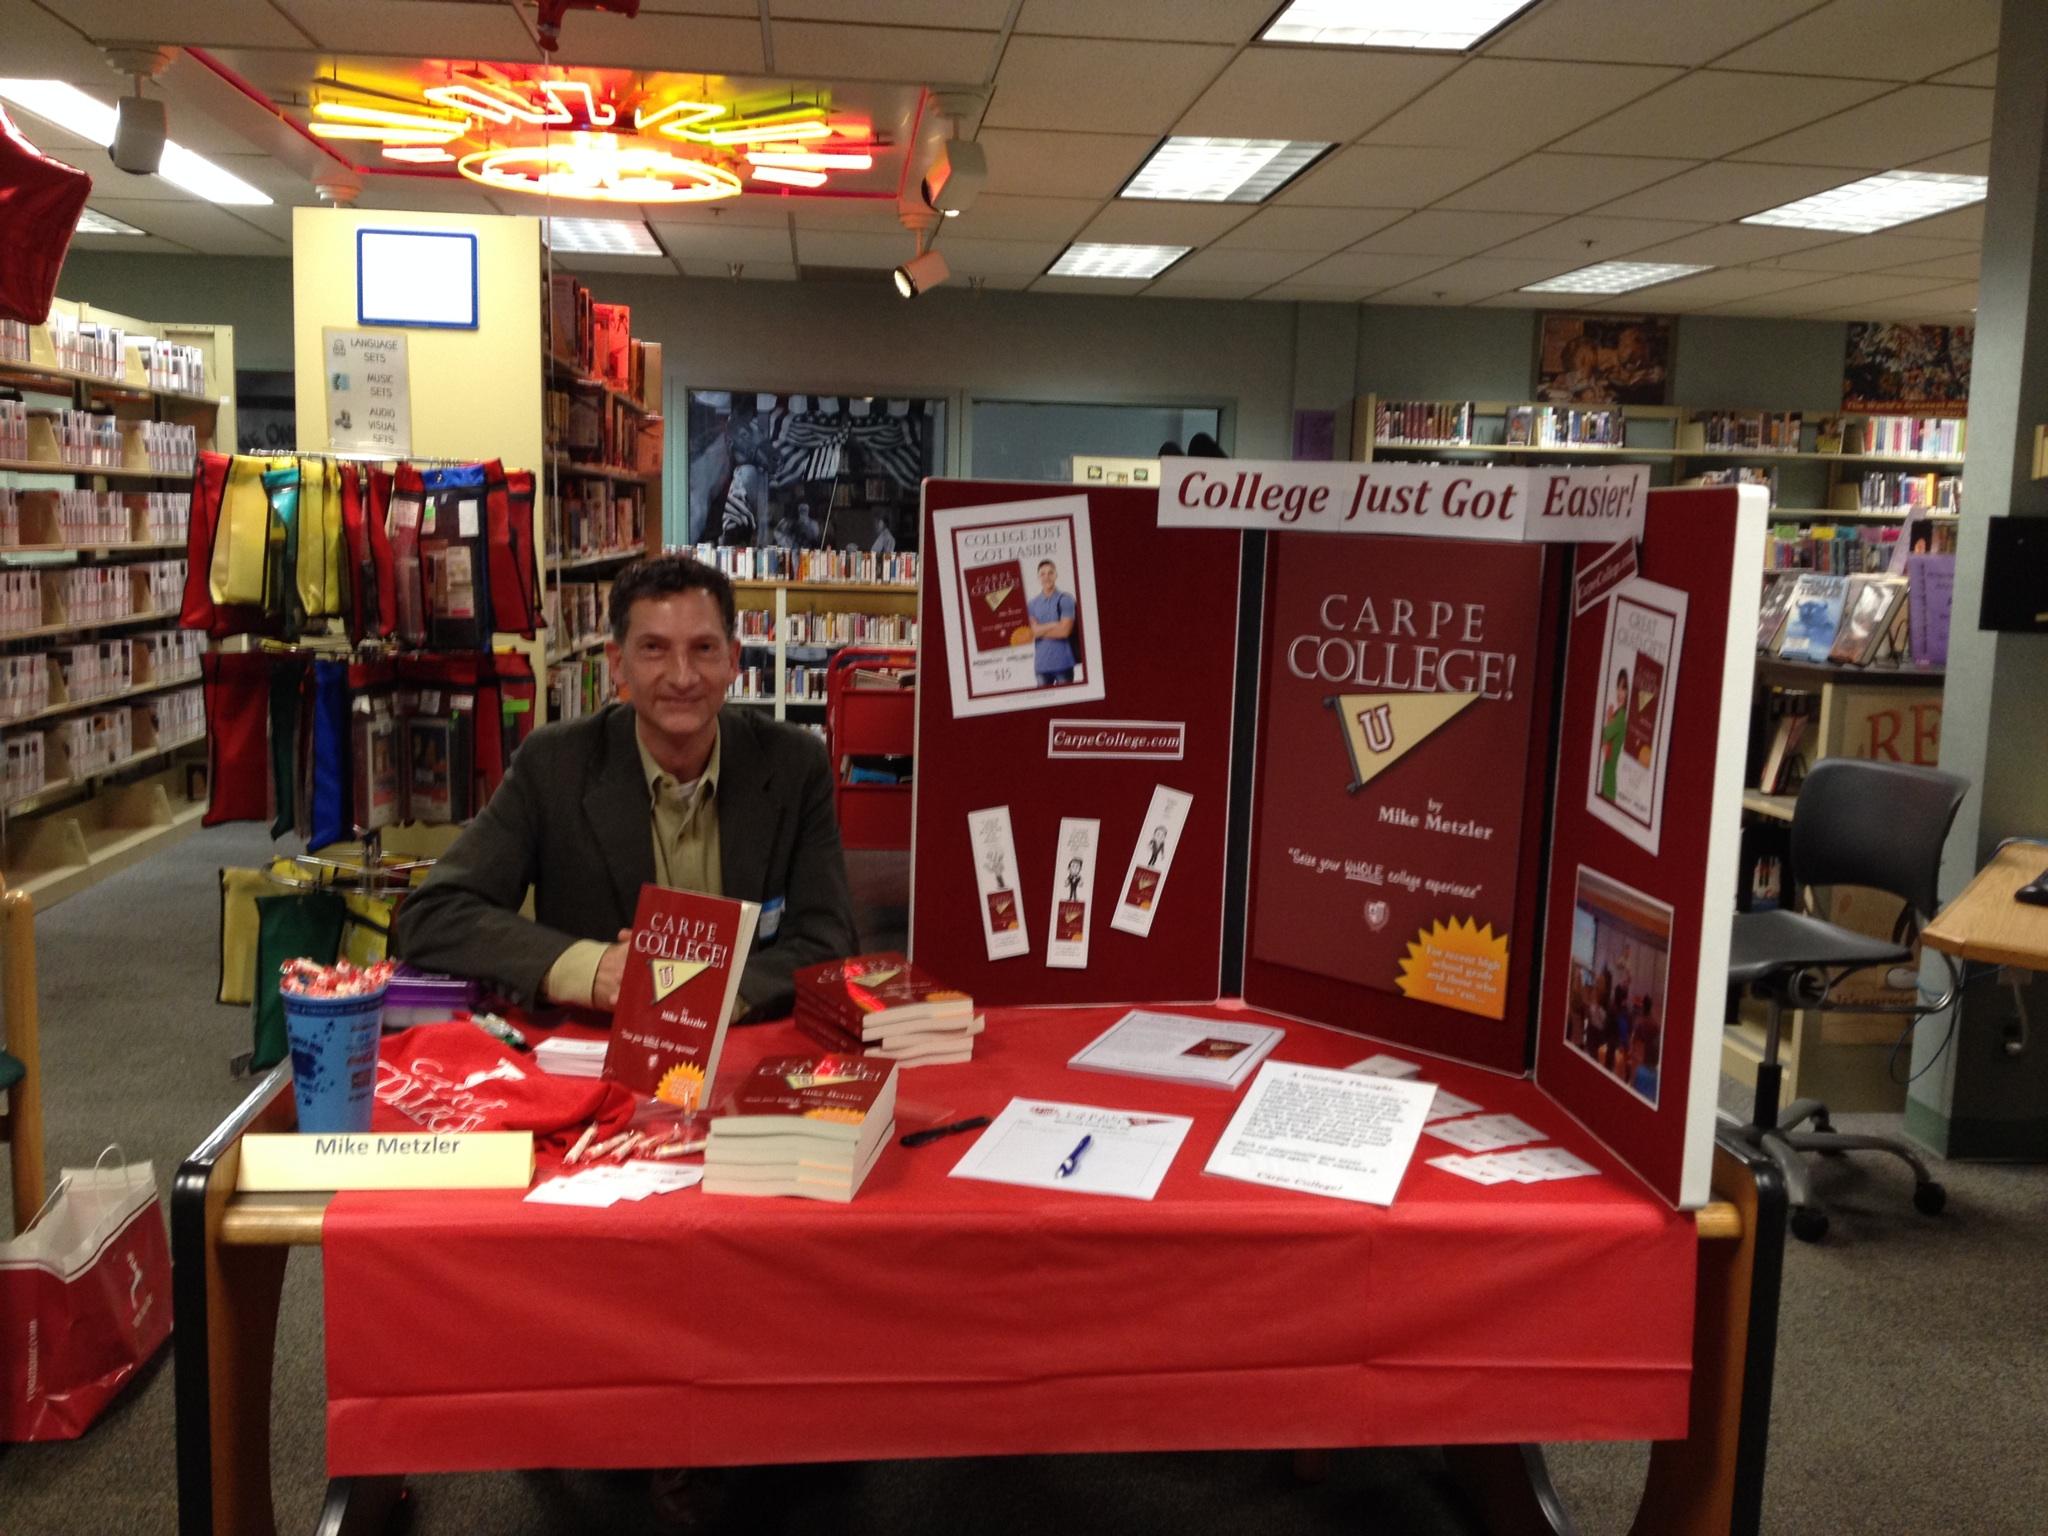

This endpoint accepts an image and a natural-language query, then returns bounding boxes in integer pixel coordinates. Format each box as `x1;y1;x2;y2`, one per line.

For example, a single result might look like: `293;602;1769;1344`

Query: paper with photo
1587;578;1687;856
1204;1060;1435;1206
1110;785;1193;938
1067;1008;1284;1090
931;495;1106;719
1045;816;1100;969
968;805;1029;960
949;1098;1193;1200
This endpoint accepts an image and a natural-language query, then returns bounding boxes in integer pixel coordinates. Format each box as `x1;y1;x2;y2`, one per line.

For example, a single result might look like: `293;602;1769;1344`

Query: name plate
236;1131;535;1192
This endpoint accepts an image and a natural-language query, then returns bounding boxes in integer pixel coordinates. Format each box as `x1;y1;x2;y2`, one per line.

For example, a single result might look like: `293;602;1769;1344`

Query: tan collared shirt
542;724;724;1007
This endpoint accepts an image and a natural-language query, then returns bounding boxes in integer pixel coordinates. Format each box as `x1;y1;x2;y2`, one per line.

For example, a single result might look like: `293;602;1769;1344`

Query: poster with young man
1586;579;1686;856
931;495;1106;718
1247;534;1546;1024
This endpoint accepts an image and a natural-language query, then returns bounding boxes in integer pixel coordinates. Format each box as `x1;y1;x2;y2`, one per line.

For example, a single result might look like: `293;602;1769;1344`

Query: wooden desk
1922;844;2048;970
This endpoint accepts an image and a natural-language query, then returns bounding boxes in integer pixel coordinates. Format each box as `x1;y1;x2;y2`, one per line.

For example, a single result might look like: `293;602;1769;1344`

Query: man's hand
593;928;633;1010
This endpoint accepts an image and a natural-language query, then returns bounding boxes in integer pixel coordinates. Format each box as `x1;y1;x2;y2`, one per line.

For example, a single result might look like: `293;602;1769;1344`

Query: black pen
899;1115;992;1148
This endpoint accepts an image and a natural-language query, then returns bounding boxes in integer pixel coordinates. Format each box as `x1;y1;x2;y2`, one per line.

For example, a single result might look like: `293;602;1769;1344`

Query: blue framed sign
356;228;479;330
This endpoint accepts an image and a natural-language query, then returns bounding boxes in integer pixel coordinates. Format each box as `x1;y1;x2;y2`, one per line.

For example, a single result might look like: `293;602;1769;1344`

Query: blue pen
1056;1133;1092;1179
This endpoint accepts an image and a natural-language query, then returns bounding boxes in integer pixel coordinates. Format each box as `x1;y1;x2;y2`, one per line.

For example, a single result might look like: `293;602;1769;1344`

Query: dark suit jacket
394;703;857;1018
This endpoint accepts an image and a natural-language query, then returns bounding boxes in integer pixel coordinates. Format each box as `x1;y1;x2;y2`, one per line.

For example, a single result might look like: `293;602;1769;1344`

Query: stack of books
794;952;982;1067
702;1055;898;1202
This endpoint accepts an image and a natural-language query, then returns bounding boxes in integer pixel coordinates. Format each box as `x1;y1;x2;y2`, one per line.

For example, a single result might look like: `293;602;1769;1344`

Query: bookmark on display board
1110;786;1192;938
1045;816;1100;970
968;805;1029;960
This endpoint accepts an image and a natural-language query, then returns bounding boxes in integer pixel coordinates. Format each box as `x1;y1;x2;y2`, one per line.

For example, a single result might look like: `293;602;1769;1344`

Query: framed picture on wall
1841;322;1973;416
1534;314;1675;406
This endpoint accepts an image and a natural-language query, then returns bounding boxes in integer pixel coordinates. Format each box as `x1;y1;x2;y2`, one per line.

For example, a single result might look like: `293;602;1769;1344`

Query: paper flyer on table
1204;1060;1435;1206
948;1098;1193;1200
931;495;1106;719
1068;1008;1284;1090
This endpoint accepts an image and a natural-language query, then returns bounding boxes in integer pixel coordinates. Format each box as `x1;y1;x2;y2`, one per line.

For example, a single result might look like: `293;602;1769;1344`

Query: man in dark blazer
396;554;857;1020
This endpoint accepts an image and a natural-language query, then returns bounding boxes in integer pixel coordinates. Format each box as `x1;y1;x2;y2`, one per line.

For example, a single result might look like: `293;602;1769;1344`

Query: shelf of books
539;274;665;723
686;545;918;724
0;304;233;905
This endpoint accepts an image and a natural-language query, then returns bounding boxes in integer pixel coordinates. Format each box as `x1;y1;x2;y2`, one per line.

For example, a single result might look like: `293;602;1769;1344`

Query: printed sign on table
932;495;1106;718
1586;579;1686;856
1249;535;1545;1022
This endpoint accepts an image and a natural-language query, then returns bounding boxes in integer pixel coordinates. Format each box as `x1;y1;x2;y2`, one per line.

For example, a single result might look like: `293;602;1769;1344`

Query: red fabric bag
375;1023;635;1156
201;650;273;826
366;468;399;639
0;1159;172;1441
0;103;91;326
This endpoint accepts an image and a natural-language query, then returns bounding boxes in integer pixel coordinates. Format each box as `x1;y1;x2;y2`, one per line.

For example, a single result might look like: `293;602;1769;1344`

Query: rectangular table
1922;843;2048;971
175;1004;1785;1536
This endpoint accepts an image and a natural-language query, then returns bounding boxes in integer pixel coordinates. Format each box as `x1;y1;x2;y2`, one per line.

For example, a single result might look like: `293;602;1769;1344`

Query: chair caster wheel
1913;1181;1947;1216
1790;1206;1830;1243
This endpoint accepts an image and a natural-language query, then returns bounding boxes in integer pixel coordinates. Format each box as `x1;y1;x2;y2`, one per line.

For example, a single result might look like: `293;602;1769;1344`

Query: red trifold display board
1241;532;1566;1074
1534;485;1763;1207
323;1010;1697;1476
910;480;1242;1006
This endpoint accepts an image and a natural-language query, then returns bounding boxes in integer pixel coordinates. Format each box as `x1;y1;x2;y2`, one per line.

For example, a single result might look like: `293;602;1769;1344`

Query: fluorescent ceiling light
1740;170;1990;235
1261;0;1537;50
1122;137;1330;203
0;78;271;205
76;208;145;236
1047;242;1191;280
1522;260;1711;295
544;217;664;256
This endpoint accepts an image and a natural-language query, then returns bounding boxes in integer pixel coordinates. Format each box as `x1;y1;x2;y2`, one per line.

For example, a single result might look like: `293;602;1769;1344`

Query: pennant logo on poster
1326;692;1478;792
649;958;709;1003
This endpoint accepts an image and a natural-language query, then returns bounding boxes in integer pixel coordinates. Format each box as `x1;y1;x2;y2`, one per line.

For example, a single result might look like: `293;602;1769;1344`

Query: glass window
970;401;1225;483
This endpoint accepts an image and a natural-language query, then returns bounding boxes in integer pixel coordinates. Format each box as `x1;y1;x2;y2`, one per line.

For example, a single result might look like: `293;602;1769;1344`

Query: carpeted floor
2;822;2045;1534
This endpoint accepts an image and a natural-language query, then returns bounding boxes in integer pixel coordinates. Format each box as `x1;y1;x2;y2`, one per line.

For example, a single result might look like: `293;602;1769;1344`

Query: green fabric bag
251;890;346;1071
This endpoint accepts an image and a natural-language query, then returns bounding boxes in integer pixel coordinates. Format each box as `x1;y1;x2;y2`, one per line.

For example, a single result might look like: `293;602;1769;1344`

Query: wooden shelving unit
728;579;917;722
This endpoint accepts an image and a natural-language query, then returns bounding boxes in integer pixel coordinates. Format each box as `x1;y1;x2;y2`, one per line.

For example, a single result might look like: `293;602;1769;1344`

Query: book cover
1756;572;1796;652
714;1054;897;1137
1779;574;1849;663
964;559;1029;653
794;952;973;1034
1829;574;1891;665
604;883;761;1109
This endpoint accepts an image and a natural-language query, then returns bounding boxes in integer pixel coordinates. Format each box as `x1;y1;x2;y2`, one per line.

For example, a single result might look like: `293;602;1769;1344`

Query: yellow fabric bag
209;455;290;608
296;457;349;620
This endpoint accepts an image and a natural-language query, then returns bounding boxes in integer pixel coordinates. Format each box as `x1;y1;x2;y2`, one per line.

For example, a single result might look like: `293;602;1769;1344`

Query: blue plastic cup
283;984;389;1133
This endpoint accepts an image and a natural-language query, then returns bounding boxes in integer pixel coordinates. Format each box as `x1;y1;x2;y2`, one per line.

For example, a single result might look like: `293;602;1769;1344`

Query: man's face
1038;563;1057;593
609;590;739;744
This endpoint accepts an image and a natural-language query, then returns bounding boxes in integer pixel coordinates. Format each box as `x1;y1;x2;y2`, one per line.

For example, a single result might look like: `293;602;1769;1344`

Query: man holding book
396;553;859;1020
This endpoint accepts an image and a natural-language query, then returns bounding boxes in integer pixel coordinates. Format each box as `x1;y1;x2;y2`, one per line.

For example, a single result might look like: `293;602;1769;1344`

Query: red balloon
0;102;92;326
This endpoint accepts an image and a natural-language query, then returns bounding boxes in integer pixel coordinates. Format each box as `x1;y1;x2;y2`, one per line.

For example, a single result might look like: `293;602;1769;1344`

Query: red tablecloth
323;1005;1697;1476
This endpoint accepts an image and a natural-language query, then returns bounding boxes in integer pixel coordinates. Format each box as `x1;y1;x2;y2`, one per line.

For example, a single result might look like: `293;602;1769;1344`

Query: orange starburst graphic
655;1061;707;1109
1394;917;1510;1020
803;1106;868;1125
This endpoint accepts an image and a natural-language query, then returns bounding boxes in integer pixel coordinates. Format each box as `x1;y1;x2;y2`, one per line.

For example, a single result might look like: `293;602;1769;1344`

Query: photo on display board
683;389;943;553
1586;578;1687;857
1562;865;1672;1109
1841;322;1973;416
1534;314;1674;405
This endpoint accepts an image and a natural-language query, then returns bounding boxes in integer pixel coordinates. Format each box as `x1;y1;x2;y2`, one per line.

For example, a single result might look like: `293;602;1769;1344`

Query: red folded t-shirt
374;1021;636;1156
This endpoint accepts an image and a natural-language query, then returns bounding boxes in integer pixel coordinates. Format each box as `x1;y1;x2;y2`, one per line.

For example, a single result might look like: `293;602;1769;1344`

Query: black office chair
1726;758;1968;1242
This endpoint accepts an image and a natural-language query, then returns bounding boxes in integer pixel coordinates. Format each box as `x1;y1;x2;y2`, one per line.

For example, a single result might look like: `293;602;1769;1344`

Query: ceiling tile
1162;247;1321;284
1878;281;1978;311
1908;140;1991;177
545;12;766;70
1483;215;1715;260
1030;275;1153;295
1374;256;1588;304
1172;46;1457;142
1276;145;1520;208
1579;266;1832;309
1014;0;1277;43
1076;201;1253;245
648;200;796;229
1730;84;1994;168
1213;205;1409;251
191;152;313;206
59;0;314;47
1879;252;1980;280
1554;71;1893;160
1363;60;1683;150
1485;0;1821;65
794;231;916;268
355;178;505;217
42;147;195;202
82;199;288;256
780;199;909;233
678;260;797;281
1281;252;1453;292
1139;279;1266;300
1715;0;2001;81
274;0;529;54
1897;205;1985;240
1469;289;1602;309
1436;153;1695;215
927;237;1066;276
1765;233;1980;273
554;252;674;277
1589;160;1856;221
987;37;1232;133
771;0;1011;24
0;1;116;75
965;272;1036;289
1621;223;1854;265
1351;210;1558;257
771;21;996;82
641;0;755;12
647;224;795;265
945;194;1102;240
975;127;1156;198
1931;53;1998;87
1717;272;1954;311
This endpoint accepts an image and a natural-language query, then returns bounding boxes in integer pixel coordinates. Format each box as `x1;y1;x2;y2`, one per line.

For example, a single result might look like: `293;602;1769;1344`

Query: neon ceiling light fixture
748;148;875;170
457;134;744;203
750;164;828;187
